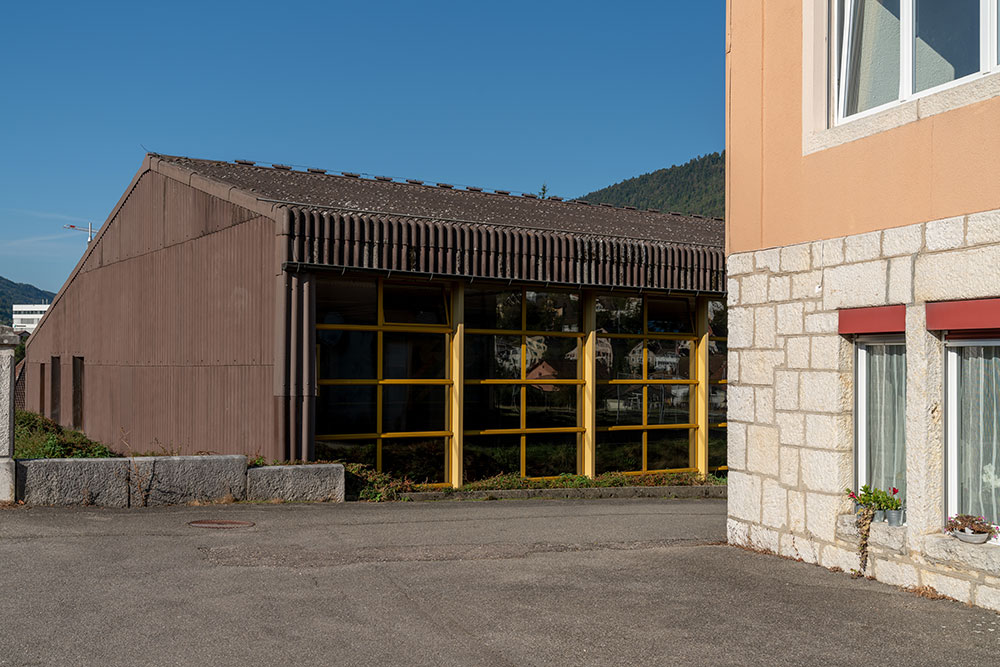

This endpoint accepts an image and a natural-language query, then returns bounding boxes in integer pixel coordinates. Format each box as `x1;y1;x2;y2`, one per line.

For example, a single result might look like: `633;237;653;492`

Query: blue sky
0;1;724;293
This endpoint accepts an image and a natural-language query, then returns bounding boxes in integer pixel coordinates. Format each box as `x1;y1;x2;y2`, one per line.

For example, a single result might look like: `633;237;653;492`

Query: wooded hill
0;276;54;327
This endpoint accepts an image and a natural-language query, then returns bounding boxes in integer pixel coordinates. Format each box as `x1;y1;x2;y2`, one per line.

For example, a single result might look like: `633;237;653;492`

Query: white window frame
836;0;1000;124
855;336;906;491
945;337;1000;543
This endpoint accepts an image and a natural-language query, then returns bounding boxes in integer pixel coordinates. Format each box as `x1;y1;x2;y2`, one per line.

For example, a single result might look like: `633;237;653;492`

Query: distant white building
12;304;49;334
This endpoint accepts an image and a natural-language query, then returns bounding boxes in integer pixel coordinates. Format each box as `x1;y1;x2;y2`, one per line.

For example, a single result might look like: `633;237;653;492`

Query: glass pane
647;384;692;425
465;288;521;330
709;427;727;469
597;384;643;427
525;384;578;429
525;291;580;332
843;0;900;116
317;386;377;435
315;439;376;467
381;385;447;433
465;334;521;379
464;384;521;431
463;435;521;481
597;338;644;380
866;344;907;500
914;0;979;93
709;384;727;425
383;284;449;324
596;431;643;474
526;336;579;381
647;430;691;471
647;339;691;380
596;295;643;334
318;330;376;379
383;332;447;379
708;300;727;338
709;340;728;382
316;278;377;325
525;433;578;477
957;345;1000;525
382;438;446;484
647;298;694;333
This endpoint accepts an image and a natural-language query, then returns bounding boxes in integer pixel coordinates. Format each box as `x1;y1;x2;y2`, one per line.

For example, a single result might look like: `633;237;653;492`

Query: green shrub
343;463;418;502
13;411;115;459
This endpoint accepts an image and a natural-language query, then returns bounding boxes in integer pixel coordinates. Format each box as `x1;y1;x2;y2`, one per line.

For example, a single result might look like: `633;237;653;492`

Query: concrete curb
247;464;345;502
400;485;727;502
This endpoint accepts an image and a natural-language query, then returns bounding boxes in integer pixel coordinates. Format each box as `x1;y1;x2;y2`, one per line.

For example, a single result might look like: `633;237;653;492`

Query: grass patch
13;411;115;459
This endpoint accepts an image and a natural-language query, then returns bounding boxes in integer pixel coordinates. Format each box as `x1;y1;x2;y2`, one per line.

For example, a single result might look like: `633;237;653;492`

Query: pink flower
892;487;899;495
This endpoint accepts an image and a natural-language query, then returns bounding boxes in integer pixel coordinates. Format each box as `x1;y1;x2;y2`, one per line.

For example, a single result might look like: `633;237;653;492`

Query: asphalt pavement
0;498;996;666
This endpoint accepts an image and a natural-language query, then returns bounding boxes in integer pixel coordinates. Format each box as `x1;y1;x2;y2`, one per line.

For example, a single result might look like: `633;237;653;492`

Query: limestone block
798;371;846;413
921;571;973;603
787;490;806;532
0;459;13;504
925;216;965;251
966;209;1000;246
887;256;913;305
914;244;1000;302
780;533;818;563
791;270;823;299
881;223;923;256
129;455;247;507
754;248;781;273
727;278;740;306
776;411;804;446
728;349;740;383
728;307;753;349
800;448;851;493
754;387;774;424
728;385;754;422
804;312;838;334
761;478;787;529
786;337;810;369
844;231;882;263
740;350;785;386
821;544;860;572
768;275;790;302
740;274;769;305
804;414;840;450
728;422;747;470
812;239;845;268
727;253;754;276
822;260;888;310
750;524;780;553
869;523;907;554
780;244;811;273
0;347;12;458
15;458;131;507
874;560;919;588
774;371;799;410
776;302;804;335
974;586;1000;613
810;336;841;370
779;446;800;486
247;464;345;502
922;533;1000;574
753;307;776;348
727;518;750;546
746;425;780;477
727;471;761;523
804;301;817;313
806;492;844;542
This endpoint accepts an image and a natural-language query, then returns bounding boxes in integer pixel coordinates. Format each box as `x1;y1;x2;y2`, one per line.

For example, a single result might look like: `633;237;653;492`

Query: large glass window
947;342;1000;528
463;287;583;479
856;340;907;501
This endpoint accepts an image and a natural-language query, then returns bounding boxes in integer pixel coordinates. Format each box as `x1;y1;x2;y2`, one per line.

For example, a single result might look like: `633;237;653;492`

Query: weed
343;463;418;502
13;411;114;459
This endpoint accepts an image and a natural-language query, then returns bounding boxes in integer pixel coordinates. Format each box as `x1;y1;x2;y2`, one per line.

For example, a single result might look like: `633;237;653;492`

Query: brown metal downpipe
274;207;293;460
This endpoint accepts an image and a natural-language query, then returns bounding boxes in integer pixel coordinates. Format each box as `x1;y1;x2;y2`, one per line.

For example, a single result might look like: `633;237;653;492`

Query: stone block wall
727;210;1000;611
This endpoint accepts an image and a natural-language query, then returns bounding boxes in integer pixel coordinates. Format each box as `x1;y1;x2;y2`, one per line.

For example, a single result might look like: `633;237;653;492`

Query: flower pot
886;509;904;526
874;510;885;522
951;529;991;544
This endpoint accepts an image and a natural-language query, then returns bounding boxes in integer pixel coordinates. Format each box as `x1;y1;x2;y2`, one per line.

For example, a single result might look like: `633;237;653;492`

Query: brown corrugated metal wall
24;170;278;458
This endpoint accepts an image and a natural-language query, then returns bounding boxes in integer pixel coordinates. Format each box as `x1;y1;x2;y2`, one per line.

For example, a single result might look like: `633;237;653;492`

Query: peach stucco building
727;0;1000;610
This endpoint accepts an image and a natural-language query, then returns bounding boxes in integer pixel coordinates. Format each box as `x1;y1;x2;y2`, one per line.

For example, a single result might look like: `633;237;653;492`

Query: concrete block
966;209;1000;246
844;231;882;263
129;455;247;507
925;216;965;251
247;464;345;502
16;458;130;507
0;459;13;503
881;223;923;256
780;244;811;273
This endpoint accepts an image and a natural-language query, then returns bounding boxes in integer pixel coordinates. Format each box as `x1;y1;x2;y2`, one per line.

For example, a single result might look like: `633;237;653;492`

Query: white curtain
844;0;901;116
958;346;1000;524
867;344;906;500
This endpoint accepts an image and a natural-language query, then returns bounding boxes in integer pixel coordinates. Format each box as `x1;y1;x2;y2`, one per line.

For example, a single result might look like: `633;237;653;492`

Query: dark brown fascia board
148;155;279;220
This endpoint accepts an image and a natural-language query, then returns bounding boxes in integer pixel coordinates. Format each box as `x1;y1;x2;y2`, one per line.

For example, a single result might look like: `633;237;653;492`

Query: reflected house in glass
22;154;726;486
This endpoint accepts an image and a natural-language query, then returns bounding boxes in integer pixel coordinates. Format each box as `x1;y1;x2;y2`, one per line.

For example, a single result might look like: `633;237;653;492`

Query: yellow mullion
601;331;696;342
647;467;698;474
381;430;452;439
316;323;453;333
319;378;452;386
645;422;698;430
463;427;584;436
464;378;583;386
466;328;584;338
602;378;695;386
316;433;379;441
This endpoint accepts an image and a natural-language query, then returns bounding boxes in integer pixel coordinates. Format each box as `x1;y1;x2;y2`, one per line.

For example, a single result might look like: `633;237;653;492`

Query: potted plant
945;514;1000;544
869;487;889;522
846;485;876;514
884;487;904;526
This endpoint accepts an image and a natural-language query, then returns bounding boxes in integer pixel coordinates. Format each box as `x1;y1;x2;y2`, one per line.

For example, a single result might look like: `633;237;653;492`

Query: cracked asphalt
0;498;997;665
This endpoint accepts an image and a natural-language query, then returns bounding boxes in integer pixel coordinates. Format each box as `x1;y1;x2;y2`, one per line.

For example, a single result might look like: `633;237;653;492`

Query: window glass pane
383;284;449;324
596;431;643;474
866;344;907;500
647;430;691;471
381;385;447;433
465;288;521;330
526;336;579;380
383;332;447;379
647;298;694;333
525;384;578;429
465;334;521;379
464;384;521;431
597;338;644;380
957;345;1000;525
647;339;691;380
525;433;578;477
315;439;377;468
843;0;901;116
647;384;692;425
382;438;445;484
709;427;727;469
710;340;728;382
597;384;643;427
708;300;727;338
316;279;377;325
525;291;580;332
463;435;521;481
318;330;376;379
709;384;728;425
596;296;643;334
914;0;979;93
317;386;377;435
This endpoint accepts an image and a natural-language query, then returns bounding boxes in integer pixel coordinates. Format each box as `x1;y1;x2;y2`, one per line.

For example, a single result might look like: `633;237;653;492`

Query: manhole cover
188;519;255;529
